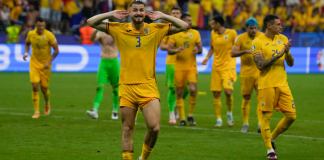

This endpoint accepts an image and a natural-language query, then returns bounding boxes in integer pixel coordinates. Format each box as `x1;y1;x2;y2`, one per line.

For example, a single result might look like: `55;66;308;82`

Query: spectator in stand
233;3;249;31
20;3;38;38
10;1;22;23
6;20;21;43
201;0;213;29
79;20;94;45
0;4;10;32
306;8;320;32
51;0;63;34
113;0;131;10
295;6;307;32
188;0;200;28
97;0;114;13
40;0;50;21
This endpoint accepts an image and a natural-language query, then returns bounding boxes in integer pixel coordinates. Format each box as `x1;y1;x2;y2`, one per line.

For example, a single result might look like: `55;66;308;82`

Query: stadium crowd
0;0;323;43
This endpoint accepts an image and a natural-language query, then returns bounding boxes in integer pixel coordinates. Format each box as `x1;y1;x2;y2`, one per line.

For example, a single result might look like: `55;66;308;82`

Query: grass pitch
0;73;324;160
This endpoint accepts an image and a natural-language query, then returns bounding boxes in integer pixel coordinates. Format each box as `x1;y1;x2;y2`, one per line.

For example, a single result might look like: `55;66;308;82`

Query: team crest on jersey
144;28;150;35
277;40;283;45
188;32;193;39
224;35;229;40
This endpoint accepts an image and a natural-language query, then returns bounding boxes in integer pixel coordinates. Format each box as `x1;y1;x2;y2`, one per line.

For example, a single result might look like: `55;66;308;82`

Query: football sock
167;87;176;112
242;99;250;125
93;85;104;111
213;97;222;119
260;112;273;150
122;151;133;160
32;91;39;113
188;96;196;116
272;113;296;140
176;98;185;121
112;86;119;113
140;143;152;160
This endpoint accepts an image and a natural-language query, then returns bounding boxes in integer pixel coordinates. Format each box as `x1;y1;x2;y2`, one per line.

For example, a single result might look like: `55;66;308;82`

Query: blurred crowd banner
1;44;324;74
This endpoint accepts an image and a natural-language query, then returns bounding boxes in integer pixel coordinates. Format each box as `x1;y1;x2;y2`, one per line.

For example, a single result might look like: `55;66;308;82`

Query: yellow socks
241;99;250;125
213;97;222;119
272;113;296;140
176;98;185;121
140;143;152;160
188;96;196;116
260;112;273;149
32;91;39;113
122;151;133;160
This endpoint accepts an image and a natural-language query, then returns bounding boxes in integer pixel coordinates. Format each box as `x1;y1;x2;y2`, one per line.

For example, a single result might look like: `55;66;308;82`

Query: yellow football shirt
234;32;261;77
161;36;176;65
169;29;201;70
107;22;170;84
26;29;57;69
252;34;289;89
210;29;237;71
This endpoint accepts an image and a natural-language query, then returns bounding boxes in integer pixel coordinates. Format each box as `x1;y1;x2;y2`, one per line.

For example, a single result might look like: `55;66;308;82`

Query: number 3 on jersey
136;36;141;48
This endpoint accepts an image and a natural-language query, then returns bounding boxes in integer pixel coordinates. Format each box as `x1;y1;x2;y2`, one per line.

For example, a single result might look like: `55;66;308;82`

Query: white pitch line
1;107;324;124
1;111;324;142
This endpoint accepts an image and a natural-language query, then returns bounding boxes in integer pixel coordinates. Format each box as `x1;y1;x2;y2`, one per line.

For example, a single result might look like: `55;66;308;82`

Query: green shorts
166;64;175;88
97;58;120;86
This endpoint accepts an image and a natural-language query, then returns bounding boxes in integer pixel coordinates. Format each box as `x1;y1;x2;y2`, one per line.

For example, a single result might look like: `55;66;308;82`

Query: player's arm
146;11;189;35
168;41;184;55
87;10;129;32
194;42;203;55
90;30;98;42
284;40;294;66
202;46;213;65
23;33;31;61
253;49;286;70
285;52;294;66
231;45;251;57
50;42;59;63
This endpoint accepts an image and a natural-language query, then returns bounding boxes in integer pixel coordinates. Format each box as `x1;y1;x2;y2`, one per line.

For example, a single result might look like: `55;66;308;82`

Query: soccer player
86;29;120;120
202;15;237;127
87;1;188;160
169;13;202;126
159;7;183;125
23;17;59;119
231;17;261;133
252;15;296;160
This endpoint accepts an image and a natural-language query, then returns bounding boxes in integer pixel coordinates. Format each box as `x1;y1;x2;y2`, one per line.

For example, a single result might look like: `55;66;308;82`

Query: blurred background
0;0;323;73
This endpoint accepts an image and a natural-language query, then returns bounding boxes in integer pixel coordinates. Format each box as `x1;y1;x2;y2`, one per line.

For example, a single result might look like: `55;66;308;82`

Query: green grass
0;73;324;160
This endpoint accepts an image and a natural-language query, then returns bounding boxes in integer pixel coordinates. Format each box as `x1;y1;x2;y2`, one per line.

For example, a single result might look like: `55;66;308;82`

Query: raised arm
146;11;189;35
90;30;98;42
87;10;129;32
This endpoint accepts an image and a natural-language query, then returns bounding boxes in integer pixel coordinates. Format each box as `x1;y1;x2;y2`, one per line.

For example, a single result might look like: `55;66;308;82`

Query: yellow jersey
169;29;201;70
26;29;57;69
210;29;237;71
234;32;261;77
161;36;176;65
252;34;289;89
107;22;170;84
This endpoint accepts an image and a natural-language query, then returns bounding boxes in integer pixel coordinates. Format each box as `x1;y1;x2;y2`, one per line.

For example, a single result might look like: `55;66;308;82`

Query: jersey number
136;36;141;48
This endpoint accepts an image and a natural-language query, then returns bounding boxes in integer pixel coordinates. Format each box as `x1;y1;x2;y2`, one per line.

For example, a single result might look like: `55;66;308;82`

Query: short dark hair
213;15;225;26
171;6;182;12
128;0;145;8
181;13;191;19
263;14;279;31
36;17;45;23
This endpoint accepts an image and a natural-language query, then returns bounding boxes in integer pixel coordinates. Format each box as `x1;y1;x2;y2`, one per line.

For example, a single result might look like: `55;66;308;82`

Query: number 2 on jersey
136;36;141;48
